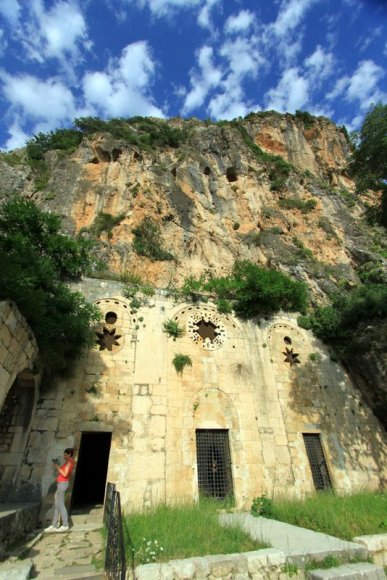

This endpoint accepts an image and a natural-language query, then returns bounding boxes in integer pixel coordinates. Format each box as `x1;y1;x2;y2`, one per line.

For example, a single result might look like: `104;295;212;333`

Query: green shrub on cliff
132;217;174;261
181;260;308;318
298;284;387;343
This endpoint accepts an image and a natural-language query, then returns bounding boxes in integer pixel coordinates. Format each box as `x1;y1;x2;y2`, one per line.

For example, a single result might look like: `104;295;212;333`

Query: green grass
124;499;268;565
270;491;387;541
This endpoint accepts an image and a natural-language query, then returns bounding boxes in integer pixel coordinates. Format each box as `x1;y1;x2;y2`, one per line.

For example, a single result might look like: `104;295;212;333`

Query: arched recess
182;387;242;500
0;368;38;501
93;297;133;354
0;301;39;411
267;321;306;368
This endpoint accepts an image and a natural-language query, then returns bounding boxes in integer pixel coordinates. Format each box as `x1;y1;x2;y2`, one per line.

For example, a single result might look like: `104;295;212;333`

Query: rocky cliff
0;111;385;424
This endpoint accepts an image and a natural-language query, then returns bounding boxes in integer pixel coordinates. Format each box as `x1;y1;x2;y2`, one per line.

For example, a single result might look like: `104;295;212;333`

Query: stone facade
1;279;384;520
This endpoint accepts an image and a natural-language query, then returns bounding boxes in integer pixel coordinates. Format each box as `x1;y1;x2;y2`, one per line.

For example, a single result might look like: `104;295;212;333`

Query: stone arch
0;301;39;411
182;387;242;500
0;368;38;501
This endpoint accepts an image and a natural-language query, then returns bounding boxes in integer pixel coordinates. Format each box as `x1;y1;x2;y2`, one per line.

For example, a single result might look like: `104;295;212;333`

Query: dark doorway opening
71;432;112;509
196;429;234;500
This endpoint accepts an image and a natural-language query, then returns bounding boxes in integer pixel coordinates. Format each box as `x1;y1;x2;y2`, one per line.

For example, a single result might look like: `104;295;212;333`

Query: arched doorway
0;369;37;501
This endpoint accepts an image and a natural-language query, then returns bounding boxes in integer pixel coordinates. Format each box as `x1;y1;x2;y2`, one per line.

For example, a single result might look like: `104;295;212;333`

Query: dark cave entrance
71;432;112;510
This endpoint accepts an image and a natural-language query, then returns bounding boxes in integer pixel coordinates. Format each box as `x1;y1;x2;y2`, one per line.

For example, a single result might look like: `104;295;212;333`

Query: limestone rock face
0;112;385;426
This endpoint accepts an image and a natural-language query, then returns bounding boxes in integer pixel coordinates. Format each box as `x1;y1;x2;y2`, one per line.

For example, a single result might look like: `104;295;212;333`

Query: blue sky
0;0;386;150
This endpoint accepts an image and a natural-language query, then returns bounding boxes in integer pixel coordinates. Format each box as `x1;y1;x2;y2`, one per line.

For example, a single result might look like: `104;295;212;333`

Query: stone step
70;513;104;526
37;563;105;579
307;562;386;579
0;559;33;580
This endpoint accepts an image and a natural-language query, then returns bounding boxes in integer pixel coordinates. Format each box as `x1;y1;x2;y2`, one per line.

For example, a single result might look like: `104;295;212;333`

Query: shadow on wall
0;369;39;502
285;333;387;490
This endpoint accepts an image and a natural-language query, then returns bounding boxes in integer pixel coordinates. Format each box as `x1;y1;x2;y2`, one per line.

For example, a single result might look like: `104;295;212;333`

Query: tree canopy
350;103;387;226
0;197;101;374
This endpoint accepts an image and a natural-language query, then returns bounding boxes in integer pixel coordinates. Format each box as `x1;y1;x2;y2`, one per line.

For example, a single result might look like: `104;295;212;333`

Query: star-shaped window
283;347;300;366
96;327;122;351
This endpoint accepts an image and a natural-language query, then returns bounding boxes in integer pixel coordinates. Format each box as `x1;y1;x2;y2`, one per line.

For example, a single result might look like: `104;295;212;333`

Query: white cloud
346;60;385;108
19;0;89;66
328;60;385;111
4;119;30;151
356;25;382;52
0;0;21;27
208;89;250;120
82;41;164;118
182;26;264;119
197;0;220;29
220;37;262;79
1;73;77;122
224;10;255;35
182;46;222;114
272;0;316;38
305;45;334;80
120;0;219;28
265;67;309;112
133;0;201;17
0;29;7;56
0;40;164;148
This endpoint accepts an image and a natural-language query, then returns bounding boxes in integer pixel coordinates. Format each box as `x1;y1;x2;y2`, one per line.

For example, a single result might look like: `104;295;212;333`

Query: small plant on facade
163;318;185;340
308;352;321;363
172;353;192;375
130;297;142;311
135;538;164;565
251;495;274;518
216;298;233;314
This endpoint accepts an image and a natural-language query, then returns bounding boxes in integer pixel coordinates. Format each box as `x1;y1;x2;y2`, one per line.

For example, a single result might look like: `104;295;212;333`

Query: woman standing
45;448;75;532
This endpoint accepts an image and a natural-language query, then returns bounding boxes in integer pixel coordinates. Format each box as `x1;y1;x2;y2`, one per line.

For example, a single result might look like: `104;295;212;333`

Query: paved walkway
219;513;369;565
0;508;105;579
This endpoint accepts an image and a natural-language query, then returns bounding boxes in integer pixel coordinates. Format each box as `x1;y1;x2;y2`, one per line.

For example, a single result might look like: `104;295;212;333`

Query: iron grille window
303;433;333;491
196;429;234;500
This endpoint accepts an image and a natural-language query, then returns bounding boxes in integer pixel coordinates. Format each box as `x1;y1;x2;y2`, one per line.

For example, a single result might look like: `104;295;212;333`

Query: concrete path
220;513;368;565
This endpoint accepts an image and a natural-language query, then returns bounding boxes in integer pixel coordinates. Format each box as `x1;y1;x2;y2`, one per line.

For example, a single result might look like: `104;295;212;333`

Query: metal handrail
104;483;127;580
104;482;116;527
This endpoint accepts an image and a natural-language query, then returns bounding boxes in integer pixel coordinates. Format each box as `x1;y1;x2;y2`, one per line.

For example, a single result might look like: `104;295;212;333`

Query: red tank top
57;457;74;483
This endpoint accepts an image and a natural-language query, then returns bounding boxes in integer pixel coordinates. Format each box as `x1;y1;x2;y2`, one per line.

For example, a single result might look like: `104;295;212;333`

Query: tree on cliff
350;103;387;226
0;197;101;374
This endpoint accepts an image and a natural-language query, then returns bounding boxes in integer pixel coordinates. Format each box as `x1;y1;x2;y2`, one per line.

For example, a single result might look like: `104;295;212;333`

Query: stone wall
0;301;38;410
11;279;385;521
0;301;40;502
134;549;293;580
0;503;40;549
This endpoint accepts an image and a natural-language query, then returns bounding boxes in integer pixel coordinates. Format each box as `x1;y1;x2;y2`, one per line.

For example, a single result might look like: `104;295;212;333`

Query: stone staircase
0;507;106;580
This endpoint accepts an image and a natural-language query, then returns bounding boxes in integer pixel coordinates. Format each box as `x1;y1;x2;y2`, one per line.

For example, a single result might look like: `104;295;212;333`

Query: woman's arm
54;461;71;478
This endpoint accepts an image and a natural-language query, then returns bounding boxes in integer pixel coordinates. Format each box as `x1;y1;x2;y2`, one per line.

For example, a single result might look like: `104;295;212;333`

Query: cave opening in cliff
226;166;238;182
